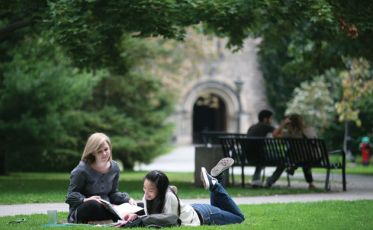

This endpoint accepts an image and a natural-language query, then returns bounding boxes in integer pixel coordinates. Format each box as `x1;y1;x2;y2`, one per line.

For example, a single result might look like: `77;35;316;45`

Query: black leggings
76;200;119;223
267;166;313;185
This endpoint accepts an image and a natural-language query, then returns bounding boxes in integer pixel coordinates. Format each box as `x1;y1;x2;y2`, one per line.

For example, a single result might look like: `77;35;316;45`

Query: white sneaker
201;167;217;190
210;157;234;177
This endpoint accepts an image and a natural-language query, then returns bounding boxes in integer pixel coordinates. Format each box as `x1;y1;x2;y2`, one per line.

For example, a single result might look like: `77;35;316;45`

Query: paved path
135;144;277;174
1;145;372;217
135;145;197;172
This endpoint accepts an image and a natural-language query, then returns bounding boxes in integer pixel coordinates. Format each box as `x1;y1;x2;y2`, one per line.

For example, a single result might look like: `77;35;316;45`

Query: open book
100;199;143;220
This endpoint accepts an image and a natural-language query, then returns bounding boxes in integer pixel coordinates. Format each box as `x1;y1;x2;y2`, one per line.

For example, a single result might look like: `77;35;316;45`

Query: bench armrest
328;149;343;155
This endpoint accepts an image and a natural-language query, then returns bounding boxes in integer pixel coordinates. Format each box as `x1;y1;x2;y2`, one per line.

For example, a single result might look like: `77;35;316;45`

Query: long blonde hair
81;132;112;165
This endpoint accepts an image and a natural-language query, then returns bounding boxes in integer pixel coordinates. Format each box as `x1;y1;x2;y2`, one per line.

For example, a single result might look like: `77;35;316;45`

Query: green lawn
312;160;373;175
1;162;372;205
0;172;326;204
1;200;372;229
346;162;373;175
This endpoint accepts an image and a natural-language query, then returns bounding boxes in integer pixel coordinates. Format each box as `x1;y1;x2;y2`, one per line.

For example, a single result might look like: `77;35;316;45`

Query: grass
1;161;371;204
311;160;373;175
343;155;373;175
0;171;326;204
1;200;372;229
347;166;373;175
345;162;373;175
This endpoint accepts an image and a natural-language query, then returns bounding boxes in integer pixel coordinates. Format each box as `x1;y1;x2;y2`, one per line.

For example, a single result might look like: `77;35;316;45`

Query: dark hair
286;113;305;136
144;170;169;214
258;110;273;122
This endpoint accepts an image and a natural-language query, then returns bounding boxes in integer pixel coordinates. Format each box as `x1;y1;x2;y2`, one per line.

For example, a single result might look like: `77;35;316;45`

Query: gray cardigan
65;160;130;222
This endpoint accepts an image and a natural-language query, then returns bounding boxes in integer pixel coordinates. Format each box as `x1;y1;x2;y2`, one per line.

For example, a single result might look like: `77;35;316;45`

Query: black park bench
200;131;246;146
219;136;346;191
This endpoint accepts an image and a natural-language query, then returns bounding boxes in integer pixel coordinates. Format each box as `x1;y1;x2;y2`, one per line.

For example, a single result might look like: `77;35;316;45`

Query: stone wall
168;36;272;144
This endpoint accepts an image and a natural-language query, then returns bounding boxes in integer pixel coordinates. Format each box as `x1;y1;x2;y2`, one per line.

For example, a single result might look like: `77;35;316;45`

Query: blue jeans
191;183;244;225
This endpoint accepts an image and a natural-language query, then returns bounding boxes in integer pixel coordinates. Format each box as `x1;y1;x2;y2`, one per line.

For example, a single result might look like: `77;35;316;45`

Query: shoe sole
211;158;234;177
200;167;210;190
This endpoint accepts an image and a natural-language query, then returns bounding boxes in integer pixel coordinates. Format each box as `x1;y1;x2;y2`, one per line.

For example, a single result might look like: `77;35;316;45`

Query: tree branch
0;19;33;42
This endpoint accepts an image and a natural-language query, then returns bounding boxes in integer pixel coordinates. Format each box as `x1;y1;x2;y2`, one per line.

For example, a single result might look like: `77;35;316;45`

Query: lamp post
344;121;354;162
235;79;244;133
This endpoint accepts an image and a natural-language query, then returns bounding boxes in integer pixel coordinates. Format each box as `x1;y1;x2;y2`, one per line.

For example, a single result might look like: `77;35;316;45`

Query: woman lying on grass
123;158;245;226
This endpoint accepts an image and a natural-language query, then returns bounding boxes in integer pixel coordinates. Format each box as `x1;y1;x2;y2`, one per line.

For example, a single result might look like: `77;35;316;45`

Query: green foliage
65;105;174;169
47;0;258;69
285;77;335;135
327;1;373;60
254;1;373;150
1;3;178;172
255;1;372;118
357;89;373;137
335;58;373;126
2;0;373;171
256;1;344;118
0;36;100;172
77;35;176;168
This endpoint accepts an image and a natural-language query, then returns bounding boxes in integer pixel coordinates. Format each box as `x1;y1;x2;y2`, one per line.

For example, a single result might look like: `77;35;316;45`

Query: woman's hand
128;198;137;205
123;213;138;222
273;118;291;137
83;195;101;203
281;117;291;127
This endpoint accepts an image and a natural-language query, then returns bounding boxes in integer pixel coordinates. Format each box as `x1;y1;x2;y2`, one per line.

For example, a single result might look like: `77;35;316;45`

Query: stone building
168;36;271;144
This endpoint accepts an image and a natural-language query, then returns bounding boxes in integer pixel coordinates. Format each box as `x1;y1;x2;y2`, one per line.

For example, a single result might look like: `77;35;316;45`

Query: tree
0;35;100;173
254;1;373;112
286;77;335;136
2;0;373;172
46;0;257;71
335;58;373;160
328;0;373;60
256;1;344;117
253;1;373;152
82;70;175;168
336;58;373;126
0;30;179;173
1;0;259;173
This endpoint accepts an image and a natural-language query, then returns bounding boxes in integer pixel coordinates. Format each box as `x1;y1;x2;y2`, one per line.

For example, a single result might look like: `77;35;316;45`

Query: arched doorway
193;93;227;143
